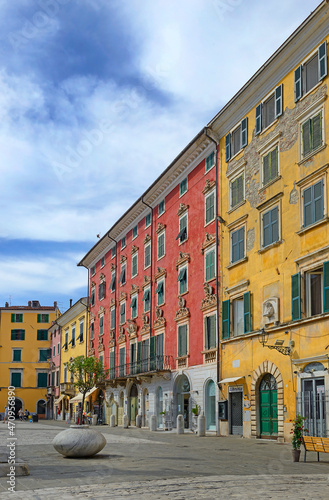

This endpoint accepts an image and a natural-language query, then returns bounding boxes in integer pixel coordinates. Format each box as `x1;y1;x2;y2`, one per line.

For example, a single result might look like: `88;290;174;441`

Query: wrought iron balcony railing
107;355;174;380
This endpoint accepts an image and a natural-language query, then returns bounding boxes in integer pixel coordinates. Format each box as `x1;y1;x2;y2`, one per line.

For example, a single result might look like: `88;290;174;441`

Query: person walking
3;405;9;423
18;408;24;421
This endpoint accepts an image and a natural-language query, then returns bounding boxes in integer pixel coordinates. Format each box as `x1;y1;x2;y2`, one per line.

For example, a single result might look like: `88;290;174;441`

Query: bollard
123;414;129;429
177;414;184;434
110;414;116;427
150;415;157;431
136;414;142;428
197;412;206;437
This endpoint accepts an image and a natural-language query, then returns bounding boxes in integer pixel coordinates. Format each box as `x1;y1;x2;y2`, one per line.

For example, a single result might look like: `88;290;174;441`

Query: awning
54;394;65;405
85;387;98;398
70;393;83;403
219;376;245;384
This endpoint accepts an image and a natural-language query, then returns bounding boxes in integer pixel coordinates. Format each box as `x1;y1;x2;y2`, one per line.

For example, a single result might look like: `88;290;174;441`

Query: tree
67;355;109;425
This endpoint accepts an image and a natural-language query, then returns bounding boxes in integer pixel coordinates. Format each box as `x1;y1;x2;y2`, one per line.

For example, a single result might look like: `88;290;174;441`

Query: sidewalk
0;420;328;498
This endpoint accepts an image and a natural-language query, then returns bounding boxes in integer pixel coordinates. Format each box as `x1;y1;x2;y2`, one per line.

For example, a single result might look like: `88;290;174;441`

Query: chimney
54;301;57;309
70;299;72;308
28;301;32;307
5;302;9;308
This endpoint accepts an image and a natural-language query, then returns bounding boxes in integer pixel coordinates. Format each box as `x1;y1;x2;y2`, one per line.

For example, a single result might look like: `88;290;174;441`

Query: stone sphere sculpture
52;425;106;458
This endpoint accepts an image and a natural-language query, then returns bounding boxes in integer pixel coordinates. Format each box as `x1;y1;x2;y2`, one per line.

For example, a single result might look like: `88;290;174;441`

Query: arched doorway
175;374;190;428
129;384;138;426
14;398;23;419
259;374;278;438
156;387;163;428
37;399;46;419
143;389;149;427
118;391;124;426
205;380;216;431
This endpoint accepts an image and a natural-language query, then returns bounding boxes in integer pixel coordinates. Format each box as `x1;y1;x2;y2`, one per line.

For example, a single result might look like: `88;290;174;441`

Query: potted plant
191;404;200;417
290;414;307;462
52;356;109;457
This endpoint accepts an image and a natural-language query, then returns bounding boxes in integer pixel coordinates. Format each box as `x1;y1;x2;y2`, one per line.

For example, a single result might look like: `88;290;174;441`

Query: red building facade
79;129;220;430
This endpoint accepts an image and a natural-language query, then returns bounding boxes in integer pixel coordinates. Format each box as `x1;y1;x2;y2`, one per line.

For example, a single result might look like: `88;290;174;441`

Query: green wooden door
259;374;278;436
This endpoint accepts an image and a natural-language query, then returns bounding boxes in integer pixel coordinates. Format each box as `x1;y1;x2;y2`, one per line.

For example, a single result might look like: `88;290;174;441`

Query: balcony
47;386;55;396
107;355;174;382
60;382;75;396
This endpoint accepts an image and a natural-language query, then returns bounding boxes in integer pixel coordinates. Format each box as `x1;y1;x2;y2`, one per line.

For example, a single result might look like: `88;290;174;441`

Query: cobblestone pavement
0;420;328;498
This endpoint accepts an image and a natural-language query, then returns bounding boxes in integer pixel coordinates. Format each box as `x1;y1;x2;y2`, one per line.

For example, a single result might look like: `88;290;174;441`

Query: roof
0;305;58;311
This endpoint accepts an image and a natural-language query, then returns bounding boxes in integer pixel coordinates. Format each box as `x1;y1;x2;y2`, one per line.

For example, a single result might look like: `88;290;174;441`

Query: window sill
227;257;248;269
205;276;216;284
228;200;246;214
179;290;189;297
260;118;279;136
157;254;165;261
258;240;283;254
299;81;323;102
205;164;215;174
205;218;216;227
259;175;281;192
296;217;329;235
178;238;188;246
298;144;326;165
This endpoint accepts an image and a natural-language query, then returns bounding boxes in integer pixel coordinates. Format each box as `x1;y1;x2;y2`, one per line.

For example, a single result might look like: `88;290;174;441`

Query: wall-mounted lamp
258;328;292;356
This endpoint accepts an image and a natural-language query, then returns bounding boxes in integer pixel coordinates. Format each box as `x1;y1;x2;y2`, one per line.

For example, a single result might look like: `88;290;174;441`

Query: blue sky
0;0;322;312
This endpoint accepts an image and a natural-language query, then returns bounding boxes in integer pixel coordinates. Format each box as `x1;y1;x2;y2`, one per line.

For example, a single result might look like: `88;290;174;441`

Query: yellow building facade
55;298;88;422
208;2;329;441
0;301;59;419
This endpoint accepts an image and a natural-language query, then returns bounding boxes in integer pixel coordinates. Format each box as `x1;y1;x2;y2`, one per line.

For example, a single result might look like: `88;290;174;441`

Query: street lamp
258;328;292;356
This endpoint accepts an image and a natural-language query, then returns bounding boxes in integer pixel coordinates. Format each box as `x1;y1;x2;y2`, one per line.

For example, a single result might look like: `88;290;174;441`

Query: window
110;272;116;292
158;200;165;216
177;213;188;243
53;345;56;357
177;266;188;295
11;372;22;387
295;42;327;101
262;206;279;247
11;313;23;323
158;232;165;259
37;329;48;341
37;372;48;388
57;343;60;355
56;370;59;386
99;281;106;300
120;302;126;324
12;349;22;362
39;349;50;362
205;315;216;349
144;243;151;269
109;349;115;378
132;253;138;277
90;287;95;306
99;316;104;335
225;117;248;161
78;320;84;343
231;226;245;263
230;172;244;209
112;246;116;258
110;307;115;329
178;324;188;357
143;287;150;312
100;256;105;268
145;213;151;228
90;322;94;340
121;236;126;249
205;248;215;281
222;292;251;339
292;263;329;320
119;263;126;285
119;347;125;376
37;314;49;323
11;329;25;341
262;146;278;185
206;151;215;172
133;224;138;239
302;180;323;227
130;295;137;318
91;265;96;276
255;85;283;135
205;190;215;224
156;280;165;306
180;177;187;196
301;111;323;158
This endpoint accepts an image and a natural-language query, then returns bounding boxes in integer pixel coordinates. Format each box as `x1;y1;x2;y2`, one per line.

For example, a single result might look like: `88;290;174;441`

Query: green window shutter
241;117;248;148
270;147;278;180
222;300;230;339
255;104;262;135
291;273;301;320
225;133;231;162
275;84;283;118
318;41;327;80
206;152;215;171
205;192;215;223
243;292;251;334
150;336;156;370
178;325;187;357
137;341;142;371
323;261;329;313
37;330;41;340
312;112;322;151
11;313;15;322
13;350;21;362
12;372;21;387
205;250;215;281
38;372;48;388
209;315;216;348
205;317;209;350
294;65;302;102
37;314;41;323
302;119;311;156
19;314;23;322
263;151;270;185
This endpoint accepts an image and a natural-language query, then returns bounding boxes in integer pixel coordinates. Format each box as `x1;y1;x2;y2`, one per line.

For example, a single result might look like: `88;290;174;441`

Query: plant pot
292;449;301;462
52;424;106;457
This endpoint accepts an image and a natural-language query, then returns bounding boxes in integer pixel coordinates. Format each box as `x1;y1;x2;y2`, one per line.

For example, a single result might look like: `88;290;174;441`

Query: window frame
205;246;216;282
37;329;48;341
295;41;327;101
121;236;126;249
225;117;248;162
158;199;165;216
205;151;215;172
156;278;165;306
145;213;151;228
11;370;22;388
100;256;105;268
177;212;188;244
12;348;22;362
119;262;127;285
11;313;23;323
11;329;25;341
260;202;280;249
300;108;324;160
255;84;283;135
230;225;246;264
177;323;188;357
229;169;244;210
177;265;188;295
132;224;138;239
204;314;216;350
144;243;151;269
120;301;126;325
110;306;116;329
132;252;138;278
301;177;325;229
99;315;104;335
205;189;215;225
261;144;279;187
157;231;165;260
130;294;138;319
39;348;50;362
143;286;151;313
179;177;188;196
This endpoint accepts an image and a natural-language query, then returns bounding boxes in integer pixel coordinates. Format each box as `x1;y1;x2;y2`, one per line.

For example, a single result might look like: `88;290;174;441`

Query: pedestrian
3;405;8;423
18;408;24;421
24;409;29;419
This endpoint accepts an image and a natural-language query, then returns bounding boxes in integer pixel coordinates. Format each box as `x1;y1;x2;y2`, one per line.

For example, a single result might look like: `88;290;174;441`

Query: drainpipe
107;233;118;365
141;198;154;337
203;127;220;389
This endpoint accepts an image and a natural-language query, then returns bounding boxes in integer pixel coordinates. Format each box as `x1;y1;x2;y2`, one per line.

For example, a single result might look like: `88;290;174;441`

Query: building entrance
259;374;278;437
